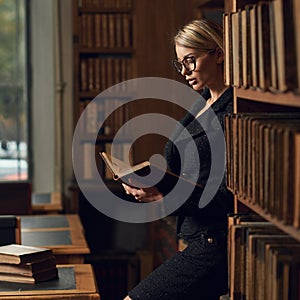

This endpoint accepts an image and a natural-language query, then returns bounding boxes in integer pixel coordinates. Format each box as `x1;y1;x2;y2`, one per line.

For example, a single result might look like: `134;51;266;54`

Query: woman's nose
181;65;191;76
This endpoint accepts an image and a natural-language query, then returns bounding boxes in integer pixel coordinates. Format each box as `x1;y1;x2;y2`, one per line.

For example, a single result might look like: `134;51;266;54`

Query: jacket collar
173;87;233;142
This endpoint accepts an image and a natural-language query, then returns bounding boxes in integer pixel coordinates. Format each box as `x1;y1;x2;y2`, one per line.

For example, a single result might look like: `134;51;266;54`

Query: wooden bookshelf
196;0;224;9
72;0;199;185
236;197;300;242
235;88;300;108
224;0;300;299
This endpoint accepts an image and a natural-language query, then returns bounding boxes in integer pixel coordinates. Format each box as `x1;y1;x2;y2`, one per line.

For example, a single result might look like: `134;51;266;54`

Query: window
0;0;30;181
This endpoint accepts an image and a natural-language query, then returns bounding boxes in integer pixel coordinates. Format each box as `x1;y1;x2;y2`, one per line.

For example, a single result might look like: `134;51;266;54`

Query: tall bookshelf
223;0;300;299
71;2;199;299
72;0;136;188
72;0;200;187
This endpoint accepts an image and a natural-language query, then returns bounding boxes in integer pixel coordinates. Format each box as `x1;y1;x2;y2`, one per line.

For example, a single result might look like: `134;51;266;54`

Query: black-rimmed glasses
172;56;196;73
172;48;217;73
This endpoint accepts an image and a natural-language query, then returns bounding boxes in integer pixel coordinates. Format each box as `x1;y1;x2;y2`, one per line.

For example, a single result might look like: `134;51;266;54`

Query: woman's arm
122;183;163;202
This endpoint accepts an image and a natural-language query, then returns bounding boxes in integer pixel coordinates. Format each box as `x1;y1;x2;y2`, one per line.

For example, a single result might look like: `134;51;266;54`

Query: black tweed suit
129;87;234;300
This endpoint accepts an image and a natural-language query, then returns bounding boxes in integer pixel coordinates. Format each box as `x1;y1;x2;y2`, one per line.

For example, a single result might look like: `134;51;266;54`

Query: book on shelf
227;214;279;300
294;133;300;228
225;113;300;227
241;6;252;88
270;0;297;93
231;10;242;87
225;0;299;93
80;57;132;93
227;215;300;300
257;1;271;91
249;4;258;90
268;0;278;92
223;13;232;87
80;13;132;49
294;0;300;93
0;244;54;265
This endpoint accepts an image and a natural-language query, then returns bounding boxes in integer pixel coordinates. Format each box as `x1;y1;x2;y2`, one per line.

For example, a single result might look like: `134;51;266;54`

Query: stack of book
0;244;58;284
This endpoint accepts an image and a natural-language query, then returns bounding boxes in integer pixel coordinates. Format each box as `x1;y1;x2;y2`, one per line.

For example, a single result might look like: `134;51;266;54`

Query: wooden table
20;214;90;264
0;264;100;299
31;192;63;214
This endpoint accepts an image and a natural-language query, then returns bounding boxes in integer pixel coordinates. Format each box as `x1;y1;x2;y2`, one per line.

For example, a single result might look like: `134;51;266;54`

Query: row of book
228;214;300;300
80;13;132;49
79;98;131;136
224;0;300;93
225;113;300;228
80;57;133;92
79;0;133;9
0;244;58;284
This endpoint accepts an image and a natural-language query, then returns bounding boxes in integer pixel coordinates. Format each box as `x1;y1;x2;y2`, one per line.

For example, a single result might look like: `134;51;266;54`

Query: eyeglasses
172;56;196;73
172;48;217;73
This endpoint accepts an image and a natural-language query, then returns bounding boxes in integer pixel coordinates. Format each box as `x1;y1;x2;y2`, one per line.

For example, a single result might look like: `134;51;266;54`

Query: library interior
0;0;300;299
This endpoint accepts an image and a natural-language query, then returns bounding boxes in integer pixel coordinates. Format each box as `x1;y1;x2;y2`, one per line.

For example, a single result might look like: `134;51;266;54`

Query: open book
99;152;152;184
99;152;202;190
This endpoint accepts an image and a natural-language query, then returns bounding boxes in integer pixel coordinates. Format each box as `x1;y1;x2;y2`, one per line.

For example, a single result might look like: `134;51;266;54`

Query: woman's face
174;44;221;91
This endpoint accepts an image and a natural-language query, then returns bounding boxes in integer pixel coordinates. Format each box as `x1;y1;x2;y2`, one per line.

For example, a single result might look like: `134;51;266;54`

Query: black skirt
128;230;228;300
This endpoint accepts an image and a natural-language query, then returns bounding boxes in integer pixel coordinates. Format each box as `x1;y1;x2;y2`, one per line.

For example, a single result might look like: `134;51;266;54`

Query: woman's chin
190;83;203;91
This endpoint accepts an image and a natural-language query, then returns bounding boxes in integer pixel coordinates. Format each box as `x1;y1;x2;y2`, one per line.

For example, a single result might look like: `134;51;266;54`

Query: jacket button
207;238;214;244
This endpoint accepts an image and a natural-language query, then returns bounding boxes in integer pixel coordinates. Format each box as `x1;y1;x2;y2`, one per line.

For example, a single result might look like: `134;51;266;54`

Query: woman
123;18;233;300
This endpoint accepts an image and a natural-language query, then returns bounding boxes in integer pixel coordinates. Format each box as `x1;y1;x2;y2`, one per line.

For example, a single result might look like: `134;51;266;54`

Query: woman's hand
122;183;163;203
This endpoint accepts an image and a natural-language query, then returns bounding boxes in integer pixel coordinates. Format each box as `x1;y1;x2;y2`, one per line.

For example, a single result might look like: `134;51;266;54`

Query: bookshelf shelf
79;7;132;14
79;135;132;143
196;0;223;8
79;47;134;54
78;91;99;98
235;88;300;108
237;196;300;242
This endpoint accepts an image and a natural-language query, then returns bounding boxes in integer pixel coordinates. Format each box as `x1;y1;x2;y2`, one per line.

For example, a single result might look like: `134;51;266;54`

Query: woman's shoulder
213;87;233;114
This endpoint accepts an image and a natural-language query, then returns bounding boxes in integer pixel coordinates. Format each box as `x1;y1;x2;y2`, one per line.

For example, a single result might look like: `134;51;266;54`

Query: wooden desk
20;215;90;264
0;264;100;299
31;192;63;214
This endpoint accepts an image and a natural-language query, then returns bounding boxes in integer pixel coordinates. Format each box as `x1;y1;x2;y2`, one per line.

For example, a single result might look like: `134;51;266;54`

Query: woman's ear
216;47;224;64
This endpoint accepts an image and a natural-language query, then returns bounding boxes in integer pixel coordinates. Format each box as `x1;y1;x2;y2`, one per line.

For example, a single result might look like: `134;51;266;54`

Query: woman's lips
187;78;197;85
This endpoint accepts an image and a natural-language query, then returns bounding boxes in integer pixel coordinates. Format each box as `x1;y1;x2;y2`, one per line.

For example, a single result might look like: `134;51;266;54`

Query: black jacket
159;87;234;238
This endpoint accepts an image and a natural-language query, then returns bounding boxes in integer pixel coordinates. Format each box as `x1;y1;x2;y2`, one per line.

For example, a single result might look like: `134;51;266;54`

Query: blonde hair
174;19;223;52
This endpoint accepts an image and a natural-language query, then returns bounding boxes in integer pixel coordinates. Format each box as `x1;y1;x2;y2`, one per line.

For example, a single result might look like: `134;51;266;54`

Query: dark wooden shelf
196;0;224;9
236;196;300;242
235;88;300;108
79;7;132;14
79;47;134;54
79;134;132;143
79;91;135;99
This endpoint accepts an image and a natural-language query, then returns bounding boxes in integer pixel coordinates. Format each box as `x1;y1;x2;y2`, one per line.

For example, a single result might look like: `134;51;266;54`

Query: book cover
0;244;53;265
0;267;58;284
0;256;56;276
